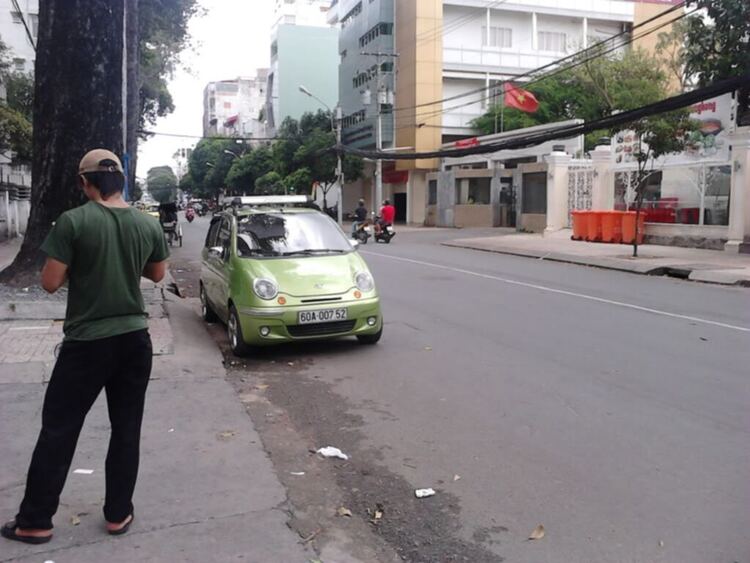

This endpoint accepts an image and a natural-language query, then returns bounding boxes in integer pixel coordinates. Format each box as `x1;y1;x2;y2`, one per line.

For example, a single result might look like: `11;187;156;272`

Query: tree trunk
126;0;140;197
0;0;126;286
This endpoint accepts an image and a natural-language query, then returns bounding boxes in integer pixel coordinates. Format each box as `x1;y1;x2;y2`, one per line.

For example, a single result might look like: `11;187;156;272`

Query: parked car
199;196;383;356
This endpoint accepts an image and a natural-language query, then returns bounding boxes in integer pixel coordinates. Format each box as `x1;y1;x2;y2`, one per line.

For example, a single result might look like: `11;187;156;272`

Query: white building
202;71;269;139
0;0;38;75
272;0;332;30
441;0;635;138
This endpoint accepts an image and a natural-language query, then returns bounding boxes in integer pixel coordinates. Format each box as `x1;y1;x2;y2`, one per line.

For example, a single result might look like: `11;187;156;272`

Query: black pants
16;329;153;530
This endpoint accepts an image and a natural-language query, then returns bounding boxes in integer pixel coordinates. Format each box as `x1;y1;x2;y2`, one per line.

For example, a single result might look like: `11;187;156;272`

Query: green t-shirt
41;201;169;341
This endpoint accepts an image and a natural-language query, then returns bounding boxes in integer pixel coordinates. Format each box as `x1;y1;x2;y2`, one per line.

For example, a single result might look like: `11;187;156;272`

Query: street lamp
299;84;343;226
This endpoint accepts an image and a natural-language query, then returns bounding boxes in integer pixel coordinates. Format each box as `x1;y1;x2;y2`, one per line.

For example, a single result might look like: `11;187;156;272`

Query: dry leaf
528;524;545;540
70;515;81;526
374;509;383;520
256;384;269;390
336;507;352;518
453;474;461;481
217;430;236;441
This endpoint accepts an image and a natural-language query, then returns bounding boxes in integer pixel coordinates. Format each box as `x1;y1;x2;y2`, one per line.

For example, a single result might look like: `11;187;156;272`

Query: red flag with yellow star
503;83;539;113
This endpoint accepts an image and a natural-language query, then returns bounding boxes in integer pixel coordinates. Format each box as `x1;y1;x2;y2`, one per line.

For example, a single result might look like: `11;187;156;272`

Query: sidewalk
444;229;750;285
0;288;311;561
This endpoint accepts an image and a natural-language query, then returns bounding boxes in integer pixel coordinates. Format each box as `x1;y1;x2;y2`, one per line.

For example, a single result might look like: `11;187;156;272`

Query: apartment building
329;0;678;224
0;0;38;75
202;72;268;139
266;0;339;136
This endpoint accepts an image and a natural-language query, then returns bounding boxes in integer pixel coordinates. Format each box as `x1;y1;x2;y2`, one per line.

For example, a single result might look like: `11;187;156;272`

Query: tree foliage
147;165;178;203
186;110;364;199
472;49;679;150
138;0;201;130
0;39;33;163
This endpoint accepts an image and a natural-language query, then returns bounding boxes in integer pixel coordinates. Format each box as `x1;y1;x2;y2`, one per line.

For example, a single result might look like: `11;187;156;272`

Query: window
538;31;567;52
217;218;232;254
428;180;437;205
10;11;22;23
359;22;393;48
205;218;222;248
482;26;512;48
13;58;25;72
521;172;547;214
340;49;347;62
236;213;352;257
468;178;491;204
30;13;38;37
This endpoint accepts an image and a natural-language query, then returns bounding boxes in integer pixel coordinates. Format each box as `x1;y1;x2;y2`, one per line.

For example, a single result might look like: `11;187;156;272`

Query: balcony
443;45;564;74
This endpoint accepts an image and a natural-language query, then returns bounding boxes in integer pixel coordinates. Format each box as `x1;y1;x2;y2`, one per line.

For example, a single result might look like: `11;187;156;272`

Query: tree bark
126;0;140;197
0;0;126;285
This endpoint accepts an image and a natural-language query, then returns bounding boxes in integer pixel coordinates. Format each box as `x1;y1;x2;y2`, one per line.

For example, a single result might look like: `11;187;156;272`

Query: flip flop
1;520;53;545
107;513;134;536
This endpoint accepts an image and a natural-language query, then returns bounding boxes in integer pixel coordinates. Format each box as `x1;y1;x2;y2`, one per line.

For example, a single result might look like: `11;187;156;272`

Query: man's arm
41;257;68;293
143;261;167;283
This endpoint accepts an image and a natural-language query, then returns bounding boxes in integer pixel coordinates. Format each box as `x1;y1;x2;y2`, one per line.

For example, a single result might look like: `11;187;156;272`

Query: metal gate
568;160;593;226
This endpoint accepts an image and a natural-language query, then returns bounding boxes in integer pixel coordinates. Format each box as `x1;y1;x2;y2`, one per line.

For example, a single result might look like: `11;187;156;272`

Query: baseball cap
78;149;124;174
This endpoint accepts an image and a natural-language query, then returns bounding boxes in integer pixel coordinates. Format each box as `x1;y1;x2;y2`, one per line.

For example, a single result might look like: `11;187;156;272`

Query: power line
340;74;750;161
138;129;277;142
393;0;687;115
390;8;694;130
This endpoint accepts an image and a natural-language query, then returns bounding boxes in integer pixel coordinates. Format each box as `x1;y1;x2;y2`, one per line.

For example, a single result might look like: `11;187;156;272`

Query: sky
136;0;274;178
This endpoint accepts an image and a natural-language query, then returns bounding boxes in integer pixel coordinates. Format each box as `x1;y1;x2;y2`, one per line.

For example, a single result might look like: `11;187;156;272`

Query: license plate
298;308;348;324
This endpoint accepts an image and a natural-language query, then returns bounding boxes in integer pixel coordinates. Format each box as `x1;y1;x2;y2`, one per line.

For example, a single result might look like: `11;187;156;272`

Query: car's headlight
253;278;278;300
355;271;375;292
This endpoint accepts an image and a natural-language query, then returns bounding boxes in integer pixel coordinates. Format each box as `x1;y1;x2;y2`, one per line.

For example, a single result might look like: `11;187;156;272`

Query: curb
442;241;750;287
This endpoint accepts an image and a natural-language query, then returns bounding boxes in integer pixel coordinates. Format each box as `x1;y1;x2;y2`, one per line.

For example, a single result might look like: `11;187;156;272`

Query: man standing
2;149;169;544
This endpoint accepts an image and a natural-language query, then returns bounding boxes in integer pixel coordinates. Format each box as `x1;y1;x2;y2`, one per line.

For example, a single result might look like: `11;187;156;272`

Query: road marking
362;251;750;333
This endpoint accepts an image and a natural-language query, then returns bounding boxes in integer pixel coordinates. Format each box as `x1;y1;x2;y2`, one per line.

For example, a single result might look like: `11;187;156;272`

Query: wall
395;0;443;171
455;204;494;227
643;223;729;250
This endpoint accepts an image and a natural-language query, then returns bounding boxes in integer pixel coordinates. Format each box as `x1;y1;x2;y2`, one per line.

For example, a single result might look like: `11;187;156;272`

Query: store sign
613;93;734;168
454;137;480;148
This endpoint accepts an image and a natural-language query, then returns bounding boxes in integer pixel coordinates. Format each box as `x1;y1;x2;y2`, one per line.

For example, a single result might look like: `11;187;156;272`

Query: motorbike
185;207;195;223
374;219;395;244
352;220;371;244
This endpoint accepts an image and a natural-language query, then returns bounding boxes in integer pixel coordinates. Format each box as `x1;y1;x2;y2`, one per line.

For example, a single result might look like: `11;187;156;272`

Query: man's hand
41;258;68;293
143;261;167;283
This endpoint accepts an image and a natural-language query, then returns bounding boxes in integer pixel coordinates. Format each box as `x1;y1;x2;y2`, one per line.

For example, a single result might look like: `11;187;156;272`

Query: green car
200;196;382;356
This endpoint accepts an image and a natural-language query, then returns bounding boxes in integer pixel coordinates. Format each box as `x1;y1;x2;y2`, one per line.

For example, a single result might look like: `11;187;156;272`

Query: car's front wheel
200;284;218;322
357;325;382;345
228;305;253;357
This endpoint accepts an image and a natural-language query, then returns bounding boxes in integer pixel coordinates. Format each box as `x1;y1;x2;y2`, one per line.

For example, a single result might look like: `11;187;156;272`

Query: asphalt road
172;215;750;563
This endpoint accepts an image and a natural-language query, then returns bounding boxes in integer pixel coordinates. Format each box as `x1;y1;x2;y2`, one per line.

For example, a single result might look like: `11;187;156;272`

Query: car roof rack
230;195;311;207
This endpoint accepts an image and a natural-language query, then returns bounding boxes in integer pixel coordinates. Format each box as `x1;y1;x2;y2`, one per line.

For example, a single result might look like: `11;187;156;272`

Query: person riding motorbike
374;199;396;236
351;199;368;236
185;207;195;222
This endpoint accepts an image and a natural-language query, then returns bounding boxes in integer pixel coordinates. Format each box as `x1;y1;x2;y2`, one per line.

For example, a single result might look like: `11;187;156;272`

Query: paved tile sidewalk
444;229;750;285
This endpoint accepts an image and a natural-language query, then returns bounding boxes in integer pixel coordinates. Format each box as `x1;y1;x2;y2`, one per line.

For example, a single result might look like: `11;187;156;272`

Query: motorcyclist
351;199;368;236
375;199;396;235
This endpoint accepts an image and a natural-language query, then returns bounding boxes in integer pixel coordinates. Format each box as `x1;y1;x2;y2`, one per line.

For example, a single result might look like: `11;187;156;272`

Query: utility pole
361;51;397;214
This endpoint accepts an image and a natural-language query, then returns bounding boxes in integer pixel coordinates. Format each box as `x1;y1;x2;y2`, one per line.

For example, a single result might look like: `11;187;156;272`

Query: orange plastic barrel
586;211;603;242
600;211;623;243
571;210;589;240
621;211;646;244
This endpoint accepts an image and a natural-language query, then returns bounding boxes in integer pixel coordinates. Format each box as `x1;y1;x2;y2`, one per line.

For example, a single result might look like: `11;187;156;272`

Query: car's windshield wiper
280;248;347;256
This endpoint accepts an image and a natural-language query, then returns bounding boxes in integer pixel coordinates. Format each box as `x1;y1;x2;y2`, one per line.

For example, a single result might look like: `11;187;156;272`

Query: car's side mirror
350;239;360;249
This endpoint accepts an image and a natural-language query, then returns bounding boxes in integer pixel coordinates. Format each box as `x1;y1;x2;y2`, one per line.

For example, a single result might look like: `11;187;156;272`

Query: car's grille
287;320;356;338
300;297;343;304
